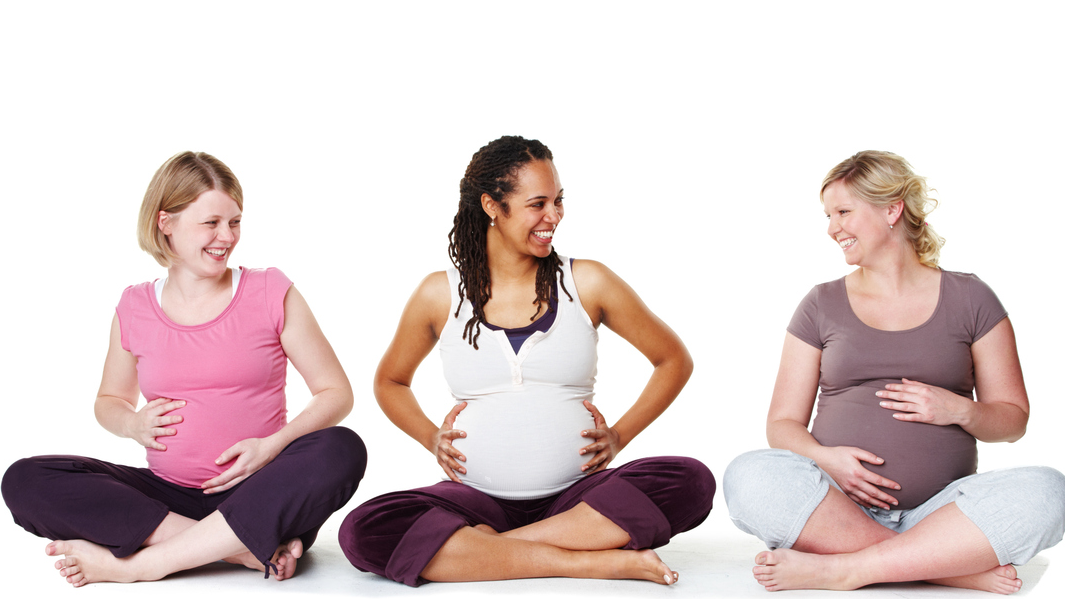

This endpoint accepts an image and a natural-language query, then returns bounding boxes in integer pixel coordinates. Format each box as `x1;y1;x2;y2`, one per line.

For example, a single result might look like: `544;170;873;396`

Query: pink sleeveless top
116;267;292;487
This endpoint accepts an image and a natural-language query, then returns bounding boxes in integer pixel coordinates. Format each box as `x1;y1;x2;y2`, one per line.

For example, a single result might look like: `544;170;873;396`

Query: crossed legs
752;486;1019;594
46;511;305;586
4;427;366;587
724;450;1065;594
421;501;678;584
341;456;714;587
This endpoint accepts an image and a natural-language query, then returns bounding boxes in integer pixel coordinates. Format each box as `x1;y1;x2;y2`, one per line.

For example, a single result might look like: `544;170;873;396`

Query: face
159;189;241;276
490;159;564;259
823;181;896;266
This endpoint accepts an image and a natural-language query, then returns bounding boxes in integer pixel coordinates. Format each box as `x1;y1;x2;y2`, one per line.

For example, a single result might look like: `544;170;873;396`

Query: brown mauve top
787;271;1007;510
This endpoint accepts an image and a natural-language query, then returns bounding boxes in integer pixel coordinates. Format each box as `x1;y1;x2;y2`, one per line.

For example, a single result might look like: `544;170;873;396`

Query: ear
886;201;904;227
158;211;173;235
481;193;499;221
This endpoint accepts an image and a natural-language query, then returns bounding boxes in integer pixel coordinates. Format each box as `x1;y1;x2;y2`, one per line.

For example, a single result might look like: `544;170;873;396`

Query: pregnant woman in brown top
722;151;1065;594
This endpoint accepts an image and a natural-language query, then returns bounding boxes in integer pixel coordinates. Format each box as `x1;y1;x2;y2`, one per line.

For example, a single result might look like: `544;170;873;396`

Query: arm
572;260;693;472
768;332;901;509
373;272;469;481
95;314;184;450
202;285;354;492
877;317;1029;442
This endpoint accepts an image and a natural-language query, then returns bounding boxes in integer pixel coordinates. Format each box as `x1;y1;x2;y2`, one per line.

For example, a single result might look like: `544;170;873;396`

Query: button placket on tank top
490;328;550;385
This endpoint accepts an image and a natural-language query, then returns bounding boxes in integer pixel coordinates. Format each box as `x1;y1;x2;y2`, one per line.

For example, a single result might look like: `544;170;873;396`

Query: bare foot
47;540;155;586
271;538;303;581
222;550;265;571
930;564;1022;595
221;537;303;580
753;549;853;591
606;549;678;585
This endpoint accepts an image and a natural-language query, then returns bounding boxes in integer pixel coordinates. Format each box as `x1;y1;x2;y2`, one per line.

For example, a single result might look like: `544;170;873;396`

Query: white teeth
839;238;855;248
205;248;227;256
533;230;553;240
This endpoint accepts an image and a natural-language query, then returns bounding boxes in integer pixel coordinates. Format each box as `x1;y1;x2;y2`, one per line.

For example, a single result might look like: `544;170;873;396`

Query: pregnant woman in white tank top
339;136;713;587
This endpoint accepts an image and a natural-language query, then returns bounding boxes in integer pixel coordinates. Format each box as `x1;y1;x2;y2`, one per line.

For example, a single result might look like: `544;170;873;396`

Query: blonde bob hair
821;150;945;268
137;151;243;267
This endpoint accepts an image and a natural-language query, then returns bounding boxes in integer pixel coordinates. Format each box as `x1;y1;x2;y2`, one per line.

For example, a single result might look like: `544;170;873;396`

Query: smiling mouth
839;238;855;249
205;248;228;257
533;230;554;241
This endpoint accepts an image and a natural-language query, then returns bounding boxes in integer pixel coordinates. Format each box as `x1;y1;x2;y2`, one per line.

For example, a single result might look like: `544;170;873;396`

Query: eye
555;197;564;205
231;219;241;226
203;220;218;225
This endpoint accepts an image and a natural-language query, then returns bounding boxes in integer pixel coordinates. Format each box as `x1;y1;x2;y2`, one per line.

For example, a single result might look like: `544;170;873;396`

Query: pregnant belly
811;382;977;510
452;394;595;499
145;400;285;488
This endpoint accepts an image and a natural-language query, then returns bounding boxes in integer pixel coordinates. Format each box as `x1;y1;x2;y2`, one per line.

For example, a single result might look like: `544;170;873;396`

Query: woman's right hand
816;445;900;509
434;401;468;482
126;398;185;451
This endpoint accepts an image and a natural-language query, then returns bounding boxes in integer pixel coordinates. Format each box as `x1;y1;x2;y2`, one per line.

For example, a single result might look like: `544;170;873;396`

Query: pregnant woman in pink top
2;152;366;586
722;151;1065;594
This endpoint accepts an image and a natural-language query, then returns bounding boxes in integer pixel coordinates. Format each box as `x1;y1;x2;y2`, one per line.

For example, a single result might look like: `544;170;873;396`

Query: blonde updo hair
137;151;243;267
821;150;945;268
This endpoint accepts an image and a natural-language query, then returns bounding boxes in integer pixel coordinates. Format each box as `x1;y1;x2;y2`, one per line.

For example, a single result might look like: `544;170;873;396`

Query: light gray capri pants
723;449;1065;565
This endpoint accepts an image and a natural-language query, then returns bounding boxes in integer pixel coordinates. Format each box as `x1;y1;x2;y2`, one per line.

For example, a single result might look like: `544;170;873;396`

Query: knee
338;505;372;569
723;449;815;522
338;495;407;572
2;457;54;514
313;427;368;483
673;457;716;511
1010;467;1065;535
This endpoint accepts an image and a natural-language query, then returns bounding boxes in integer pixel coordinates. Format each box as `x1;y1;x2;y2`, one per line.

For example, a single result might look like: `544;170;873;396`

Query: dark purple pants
2;427;366;568
340;456;714;587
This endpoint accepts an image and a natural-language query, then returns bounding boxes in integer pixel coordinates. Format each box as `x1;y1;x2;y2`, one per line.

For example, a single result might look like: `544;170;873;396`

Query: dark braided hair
448;135;572;349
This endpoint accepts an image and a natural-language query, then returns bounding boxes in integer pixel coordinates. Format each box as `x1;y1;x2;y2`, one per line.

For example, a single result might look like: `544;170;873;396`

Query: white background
1;1;1063;596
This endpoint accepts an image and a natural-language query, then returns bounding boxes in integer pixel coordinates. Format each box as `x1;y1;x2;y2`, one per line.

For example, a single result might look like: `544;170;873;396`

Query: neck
485;230;540;285
164;265;233;302
853;245;932;295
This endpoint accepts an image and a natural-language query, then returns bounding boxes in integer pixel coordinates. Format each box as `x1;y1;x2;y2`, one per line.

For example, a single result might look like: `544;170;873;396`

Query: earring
490;218;495;227
889;224;894;229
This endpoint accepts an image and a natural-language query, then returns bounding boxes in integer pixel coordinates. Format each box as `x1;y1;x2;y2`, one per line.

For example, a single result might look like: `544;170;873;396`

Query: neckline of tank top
150;267;245;330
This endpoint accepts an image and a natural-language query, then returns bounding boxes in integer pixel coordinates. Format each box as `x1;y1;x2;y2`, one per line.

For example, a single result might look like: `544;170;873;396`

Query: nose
545;205;562;224
218;226;236;243
826;216;840;237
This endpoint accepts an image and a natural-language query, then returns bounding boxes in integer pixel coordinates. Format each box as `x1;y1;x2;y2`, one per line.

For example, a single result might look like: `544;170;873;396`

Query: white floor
5;506;1061;599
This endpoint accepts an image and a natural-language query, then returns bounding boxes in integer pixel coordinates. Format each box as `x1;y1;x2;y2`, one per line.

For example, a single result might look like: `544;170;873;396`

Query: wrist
954;396;976;428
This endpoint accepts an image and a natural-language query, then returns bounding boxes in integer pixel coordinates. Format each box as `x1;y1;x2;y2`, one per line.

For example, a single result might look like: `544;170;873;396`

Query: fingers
439;451;467;475
202;467;242;493
582;400;606;426
444;402;468;427
853;474;900;508
204;476;244;494
581;455;608;473
846;477;896;509
440;463;463;483
852;448;884;466
146;398;186;415
437;441;467;476
215;445;241;466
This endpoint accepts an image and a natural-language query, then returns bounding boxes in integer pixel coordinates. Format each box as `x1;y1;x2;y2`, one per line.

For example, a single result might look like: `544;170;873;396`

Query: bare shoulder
409;270;453;337
570;259;642;327
570;258;619;296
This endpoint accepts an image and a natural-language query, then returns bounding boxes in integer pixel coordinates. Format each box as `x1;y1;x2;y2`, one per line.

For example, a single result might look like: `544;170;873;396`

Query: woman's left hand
579;400;621;474
876;378;972;426
201;437;284;494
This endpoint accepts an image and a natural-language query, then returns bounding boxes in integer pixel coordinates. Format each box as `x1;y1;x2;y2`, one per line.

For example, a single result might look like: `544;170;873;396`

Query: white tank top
441;257;598;499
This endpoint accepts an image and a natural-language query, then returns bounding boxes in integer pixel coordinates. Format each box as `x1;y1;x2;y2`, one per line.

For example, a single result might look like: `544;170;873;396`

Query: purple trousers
340;456;714;587
2;427;366;568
